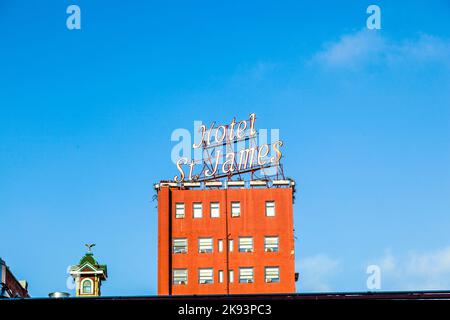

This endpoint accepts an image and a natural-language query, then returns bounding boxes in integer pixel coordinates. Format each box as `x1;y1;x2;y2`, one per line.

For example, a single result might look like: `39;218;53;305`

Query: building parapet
154;179;296;191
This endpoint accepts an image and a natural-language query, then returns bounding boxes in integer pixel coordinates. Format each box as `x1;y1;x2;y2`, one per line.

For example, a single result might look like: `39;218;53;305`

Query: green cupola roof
70;245;108;278
79;252;98;265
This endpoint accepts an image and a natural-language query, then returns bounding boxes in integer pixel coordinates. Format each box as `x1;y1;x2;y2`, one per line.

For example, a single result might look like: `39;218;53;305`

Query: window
265;201;275;217
239;267;254;283
218;240;223;253
218;270;224;283
265;267;280;283
198;238;213;253
264;236;279;252
231;202;241;217
228;239;234;252
175;203;185;218
210;202;220;218
173;269;187;285
198;268;213;284
238;237;253;252
193;203;203;218
173;238;187;254
81;279;93;294
229;270;234;283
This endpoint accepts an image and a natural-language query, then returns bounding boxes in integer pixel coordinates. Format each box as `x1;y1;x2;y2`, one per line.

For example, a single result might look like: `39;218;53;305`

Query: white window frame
218;240;223;253
173;238;188;254
228;239;234;252
175;203;185;218
265;201;275;217
231;201;241;217
81;278;93;294
239;267;254;283
218;270;224;283
198;238;213;253
238;237;253;253
265;267;280;283
264;236;279;252
193;203;203;218
198;268;214;284
210;202;220;218
173;269;187;285
229;270;234;283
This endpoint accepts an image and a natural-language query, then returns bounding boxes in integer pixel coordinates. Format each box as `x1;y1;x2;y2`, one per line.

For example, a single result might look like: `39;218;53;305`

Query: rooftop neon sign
173;113;283;182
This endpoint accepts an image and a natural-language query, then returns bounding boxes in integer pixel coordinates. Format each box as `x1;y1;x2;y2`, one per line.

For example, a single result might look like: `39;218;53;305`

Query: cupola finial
85;243;95;253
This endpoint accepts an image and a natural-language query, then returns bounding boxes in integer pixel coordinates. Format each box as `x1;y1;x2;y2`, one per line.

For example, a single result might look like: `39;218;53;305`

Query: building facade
156;180;296;295
0;258;29;298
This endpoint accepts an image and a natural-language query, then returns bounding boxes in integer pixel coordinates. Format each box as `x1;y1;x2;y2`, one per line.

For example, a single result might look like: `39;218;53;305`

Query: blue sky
1;1;450;296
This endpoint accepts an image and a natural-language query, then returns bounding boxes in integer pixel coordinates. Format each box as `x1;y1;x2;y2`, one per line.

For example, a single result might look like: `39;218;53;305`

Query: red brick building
156;180;296;295
0;258;29;298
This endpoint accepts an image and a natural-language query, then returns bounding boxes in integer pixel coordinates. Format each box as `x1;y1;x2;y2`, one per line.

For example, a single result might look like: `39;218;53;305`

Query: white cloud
311;29;450;69
297;248;450;292
387;34;450;67
298;254;340;292
312;29;386;68
371;247;450;290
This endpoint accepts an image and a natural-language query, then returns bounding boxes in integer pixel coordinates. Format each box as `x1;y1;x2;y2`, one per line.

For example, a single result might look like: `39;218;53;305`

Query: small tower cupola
69;244;107;297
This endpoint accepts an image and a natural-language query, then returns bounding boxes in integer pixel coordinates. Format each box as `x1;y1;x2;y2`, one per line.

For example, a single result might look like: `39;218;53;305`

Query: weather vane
85;243;96;253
